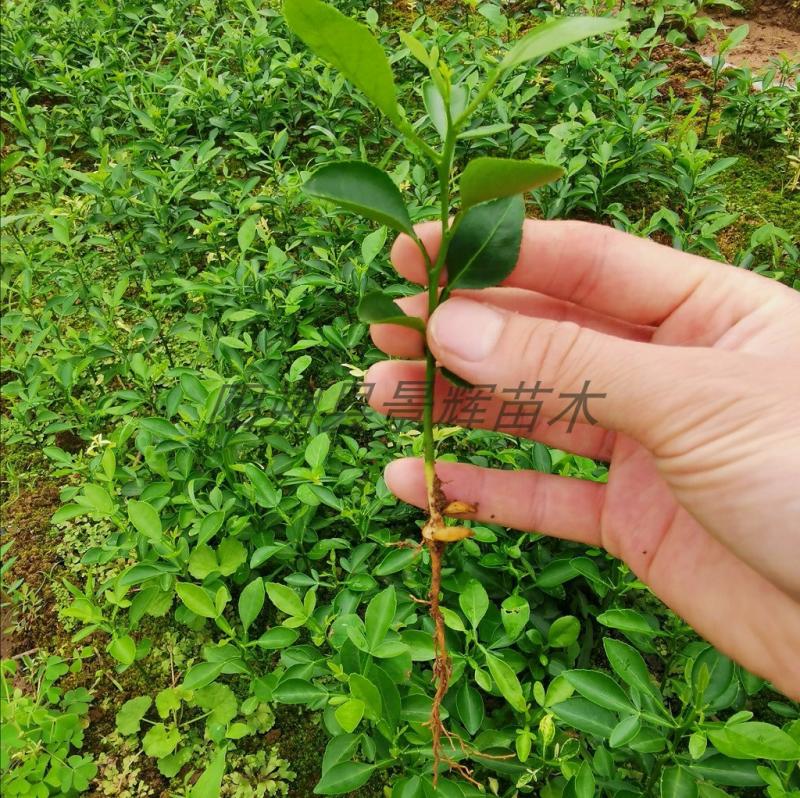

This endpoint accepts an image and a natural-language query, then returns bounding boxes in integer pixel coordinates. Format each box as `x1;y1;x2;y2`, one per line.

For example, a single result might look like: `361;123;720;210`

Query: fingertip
384;457;426;506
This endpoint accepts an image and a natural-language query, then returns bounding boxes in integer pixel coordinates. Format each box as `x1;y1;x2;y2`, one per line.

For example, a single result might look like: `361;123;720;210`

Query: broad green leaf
349;673;382;721
305;162;412;234
708;722;800;761
143;723;180;758
255;627;299;649
322;734;361;774
116;696;152;735
238;215;258;254
597;608;660;637
456;681;484;736
182;661;225;691
459;579;489;628
603;638;662;702
334;699;365;733
485;652;526;713
238;578;265;633
548;615;581;648
460;157;563;209
374;546;420;575
447;194;524;290
609;714;642;748
217;537;247;576
500;595;530;640
501;16;625;71
266;582;307;619
552;697;617;738
562;669;634;714
190;746;226;798
365;586;396;652
244;463;281;509
305;432;330;471
401;629;435;661
107;635;137;666
357;291;425;332
661;766;699;798
314;761;376;795
574;762;596;798
128;500;162;541
284;0;400;123
176;583;218;619
273;679;328;704
188;545;218;580
688;755;764;787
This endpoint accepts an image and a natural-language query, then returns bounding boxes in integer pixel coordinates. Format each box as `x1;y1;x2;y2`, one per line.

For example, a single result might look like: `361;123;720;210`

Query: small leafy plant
283;0;623;784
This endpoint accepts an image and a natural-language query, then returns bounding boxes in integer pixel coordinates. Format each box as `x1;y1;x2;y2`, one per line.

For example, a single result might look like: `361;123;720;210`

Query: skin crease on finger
370;219;800;699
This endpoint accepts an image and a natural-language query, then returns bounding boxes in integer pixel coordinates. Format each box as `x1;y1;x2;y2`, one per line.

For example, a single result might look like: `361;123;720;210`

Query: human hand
366;219;800;699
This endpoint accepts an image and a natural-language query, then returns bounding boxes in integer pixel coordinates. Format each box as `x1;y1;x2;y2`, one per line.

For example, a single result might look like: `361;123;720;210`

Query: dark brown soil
0;483;63;656
651;43;713;98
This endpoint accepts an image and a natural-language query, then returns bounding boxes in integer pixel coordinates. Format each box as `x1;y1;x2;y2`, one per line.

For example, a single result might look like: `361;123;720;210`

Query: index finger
391;219;780;340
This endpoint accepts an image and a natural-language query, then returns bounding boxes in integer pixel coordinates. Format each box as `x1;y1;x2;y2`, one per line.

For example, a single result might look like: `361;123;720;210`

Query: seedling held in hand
284;0;624;782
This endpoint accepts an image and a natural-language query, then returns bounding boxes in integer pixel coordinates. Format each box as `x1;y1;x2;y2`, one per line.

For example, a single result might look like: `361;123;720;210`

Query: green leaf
447;195;524;290
501;15;625;71
459;579;489;628
116;696;152;735
708;722;800;761
661;766;698;798
334;699;365;733
107;635;137;666
190;746;227;798
176;583;219;619
688;755;764;787
142;723;180;758
244;464;281;509
603;638;662;703
266;582;307;619
128;500;162;542
238;578;265;633
314;761;376;795
365;586;396;652
305;432;330;471
548;615;581;648
238;215;258;254
456;682;484;736
609;714;642;748
597;608;660;637
357;291;425;332
254;627;300;649
500;595;530;641
374;546;420;575
217;537;247;576
284;0;399;123
562;669;634;714
460;157;563;210
552;697;616;738
182;661;225;691
485;652;526;713
322;734;361;774
273;679;328;704
304;162;413;234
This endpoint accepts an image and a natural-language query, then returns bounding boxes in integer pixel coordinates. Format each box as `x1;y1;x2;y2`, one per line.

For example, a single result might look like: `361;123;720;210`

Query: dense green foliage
1;0;798;796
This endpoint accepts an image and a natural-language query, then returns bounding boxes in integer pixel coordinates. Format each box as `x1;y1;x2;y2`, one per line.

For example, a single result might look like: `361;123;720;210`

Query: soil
698;0;800;70
0;483;63;657
651;43;714;98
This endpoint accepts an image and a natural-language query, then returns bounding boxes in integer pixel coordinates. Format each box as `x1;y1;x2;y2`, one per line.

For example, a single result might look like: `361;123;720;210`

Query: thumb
426;297;749;452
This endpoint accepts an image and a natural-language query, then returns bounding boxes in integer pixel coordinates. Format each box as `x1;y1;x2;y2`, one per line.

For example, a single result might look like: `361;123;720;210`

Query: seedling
284;0;624;781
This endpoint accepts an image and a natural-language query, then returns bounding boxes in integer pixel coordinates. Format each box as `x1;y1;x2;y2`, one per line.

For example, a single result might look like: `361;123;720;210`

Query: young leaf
485;651;526;713
365;585;397;652
238;578;265;633
284;0;400;123
460;157;564;209
501;16;625;71
447;194;524;290
357;291;425;332
176;583;218;619
266;582;307;619
128;500;162;542
459;579;489;628
304;162;413;235
190;746;227;798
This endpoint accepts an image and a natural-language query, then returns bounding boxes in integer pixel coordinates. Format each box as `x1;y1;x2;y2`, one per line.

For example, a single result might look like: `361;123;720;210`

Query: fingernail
429;298;505;361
